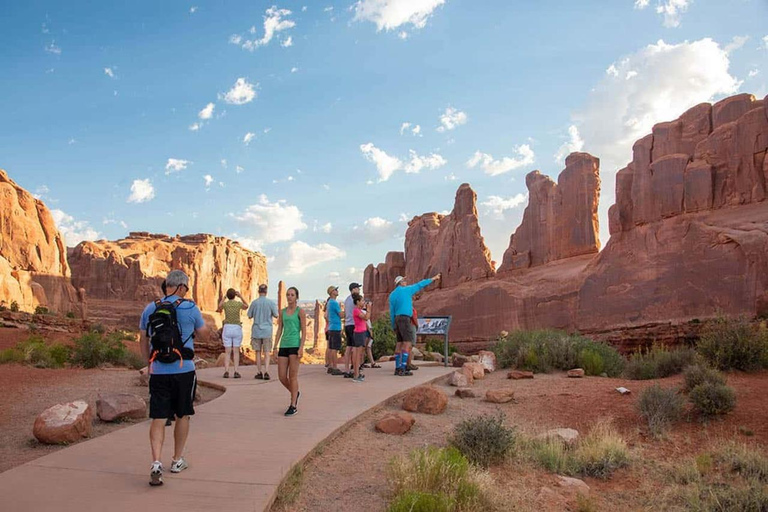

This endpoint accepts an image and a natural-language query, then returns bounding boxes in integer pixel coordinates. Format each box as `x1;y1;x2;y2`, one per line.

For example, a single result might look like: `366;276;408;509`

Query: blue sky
2;0;767;301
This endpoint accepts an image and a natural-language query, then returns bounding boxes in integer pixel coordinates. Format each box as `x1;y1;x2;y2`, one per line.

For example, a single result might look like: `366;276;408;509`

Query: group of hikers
138;269;441;486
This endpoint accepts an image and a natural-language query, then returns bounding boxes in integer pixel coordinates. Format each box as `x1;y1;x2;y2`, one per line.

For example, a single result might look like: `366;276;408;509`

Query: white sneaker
170;457;188;473
149;461;164;486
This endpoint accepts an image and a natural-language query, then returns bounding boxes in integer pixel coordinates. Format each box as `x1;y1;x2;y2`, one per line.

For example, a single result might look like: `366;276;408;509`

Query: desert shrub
637;384;685;437
624;345;698;380
687;479;768;512
492;330;624;377
388;447;492;512
697;316;768;371
0;348;25;364
527;436;571;474
715;442;768;483
10;301;19;312
65;311;76;319
449;414;515;467
425;337;456;356
571;420;630;479
70;332;144;369
683;364;726;393
0;336;69;368
89;323;106;334
388;491;454;512
689;383;736;417
272;463;303;511
371;315;397;361
34;305;49;315
667;458;703;485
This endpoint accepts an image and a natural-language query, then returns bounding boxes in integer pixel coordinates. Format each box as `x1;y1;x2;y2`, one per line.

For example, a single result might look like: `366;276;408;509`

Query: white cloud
127;179;155;203
285;241;345;275
221;159;228;168
634;0;650;8
400;122;422;136
236;165;244;174
243;132;256;145
436;107;467;132
203;175;214;188
165;158;191;174
554;125;584;163
281;36;293;47
748;69;759;78
51;210;101;247
466;145;535;176
655;0;691;28
221;78;257;105
198;102;215;119
233;194;307;247
355;216;400;244
445;173;457;181
33;185;50;200
291;66;299;73
404;150;446;173
328;271;341;280
763;35;768;49
317;222;332;233
189;123;201;131
324;6;334;12
232;6;295;51
352;0;446;32
360;143;446;181
724;35;748;54
480;193;528;220
104;67;115;78
45;42;61;55
190;6;198;14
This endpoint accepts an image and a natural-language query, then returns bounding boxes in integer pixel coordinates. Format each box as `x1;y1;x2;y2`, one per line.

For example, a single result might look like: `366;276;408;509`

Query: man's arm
271;301;279;319
299;309;307;350
389;293;396;329
139;332;150;365
247;302;255;319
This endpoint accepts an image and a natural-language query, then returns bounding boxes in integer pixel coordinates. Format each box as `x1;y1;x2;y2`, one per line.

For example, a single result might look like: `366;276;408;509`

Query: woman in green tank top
275;286;306;416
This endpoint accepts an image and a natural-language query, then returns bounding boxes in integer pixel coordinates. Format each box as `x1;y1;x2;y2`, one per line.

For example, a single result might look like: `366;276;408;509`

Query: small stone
508;370;534;379
96;393;146;422
538;428;580;446
477;350;496;373
449;370;472;387
375;411;415;435
455;388;481;398
463;362;485;380
402;386;448;415
33;401;93;445
485;388;515;403
427;352;444;363
452;353;471;367
411;347;424;360
555;475;590;497
616;387;631;395
567;368;585;378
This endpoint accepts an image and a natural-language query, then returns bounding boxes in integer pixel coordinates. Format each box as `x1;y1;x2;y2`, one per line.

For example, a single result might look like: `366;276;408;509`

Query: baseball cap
327;285;338;295
394;276;405;285
349;282;362;291
258;284;268;293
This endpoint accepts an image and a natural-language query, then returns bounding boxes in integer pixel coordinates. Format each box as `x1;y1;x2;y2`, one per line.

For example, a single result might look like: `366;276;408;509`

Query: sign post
416;316;452;367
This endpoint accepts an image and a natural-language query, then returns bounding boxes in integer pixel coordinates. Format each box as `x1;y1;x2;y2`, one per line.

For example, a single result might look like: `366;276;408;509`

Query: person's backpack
147;298;194;365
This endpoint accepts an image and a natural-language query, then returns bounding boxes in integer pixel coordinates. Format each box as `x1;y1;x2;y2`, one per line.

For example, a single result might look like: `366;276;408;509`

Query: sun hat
327;285;338;295
394;276;405;286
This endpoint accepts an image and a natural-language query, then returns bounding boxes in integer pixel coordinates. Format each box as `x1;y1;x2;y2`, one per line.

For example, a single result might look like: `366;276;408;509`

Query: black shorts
352;332;367;347
278;347;299;357
328;330;342;351
149;371;196;420
344;325;355;347
395;315;416;344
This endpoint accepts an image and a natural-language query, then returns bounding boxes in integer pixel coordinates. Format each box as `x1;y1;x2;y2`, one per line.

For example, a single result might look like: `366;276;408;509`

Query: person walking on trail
325;286;344;375
343;282;361;378
139;270;208;486
389;274;441;376
274;286;306;416
247;284;278;380
217;288;248;379
350;293;369;382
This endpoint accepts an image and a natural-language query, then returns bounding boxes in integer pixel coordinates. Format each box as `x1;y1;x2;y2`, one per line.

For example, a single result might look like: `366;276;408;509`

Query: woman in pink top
351;294;369;383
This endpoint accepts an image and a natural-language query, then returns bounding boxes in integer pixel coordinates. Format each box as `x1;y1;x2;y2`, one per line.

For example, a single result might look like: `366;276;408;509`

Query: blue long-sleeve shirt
389;279;433;328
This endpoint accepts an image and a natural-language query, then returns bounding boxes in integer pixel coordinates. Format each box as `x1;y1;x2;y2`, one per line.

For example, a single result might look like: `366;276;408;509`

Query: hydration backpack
147;298;195;365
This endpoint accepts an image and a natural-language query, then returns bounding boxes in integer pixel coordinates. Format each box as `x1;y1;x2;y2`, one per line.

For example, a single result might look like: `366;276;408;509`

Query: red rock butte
365;93;768;351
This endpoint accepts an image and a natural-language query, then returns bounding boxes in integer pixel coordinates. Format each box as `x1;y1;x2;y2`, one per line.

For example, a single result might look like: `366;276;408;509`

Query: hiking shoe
149;461;164;486
233;372;241;379
223;371;229;378
264;372;271;380
407;364;419;371
352;375;365;383
284;405;298;416
394;368;402;376
343;371;353;378
362;364;371;368
330;368;344;375
165;418;173;427
255;372;263;380
403;370;413;376
170;457;188;473
327;368;334;374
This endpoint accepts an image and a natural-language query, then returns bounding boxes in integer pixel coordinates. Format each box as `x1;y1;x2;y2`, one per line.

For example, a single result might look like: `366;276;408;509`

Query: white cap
394;276;405;286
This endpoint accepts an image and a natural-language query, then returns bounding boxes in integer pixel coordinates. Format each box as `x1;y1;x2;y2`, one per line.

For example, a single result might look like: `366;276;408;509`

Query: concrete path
0;362;452;512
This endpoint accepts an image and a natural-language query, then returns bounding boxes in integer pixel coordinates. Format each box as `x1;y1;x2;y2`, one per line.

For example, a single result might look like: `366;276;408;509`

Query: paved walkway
0;362;452;511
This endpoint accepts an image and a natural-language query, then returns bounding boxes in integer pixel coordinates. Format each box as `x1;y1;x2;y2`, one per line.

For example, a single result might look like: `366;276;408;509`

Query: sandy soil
287;367;768;511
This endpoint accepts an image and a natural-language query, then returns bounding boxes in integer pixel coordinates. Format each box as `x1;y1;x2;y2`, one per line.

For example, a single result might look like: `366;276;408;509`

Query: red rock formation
277;281;286;311
0;170;86;316
499;153;601;272
404;183;495;287
363;251;405;312
313;299;326;350
69;232;267;318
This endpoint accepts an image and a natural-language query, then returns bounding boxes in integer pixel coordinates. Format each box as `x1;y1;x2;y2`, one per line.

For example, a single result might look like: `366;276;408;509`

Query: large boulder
508;370;534;380
375;411;415;435
477;350;496;373
463;362;485;380
96;393;147;422
402;386;448;415
449;370;472;387
485;388;515;404
538;428;580;446
33;401;93;444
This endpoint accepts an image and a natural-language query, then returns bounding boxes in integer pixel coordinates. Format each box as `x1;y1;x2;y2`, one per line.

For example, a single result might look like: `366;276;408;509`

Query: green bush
449;414;515;467
527;436;571;474
34;305;49;315
0;336;69;368
637;384;685;437
689;383;736;417
492;330;624;377
716;442;768;483
624;345;698;380
571;420;630;479
70;332;144;369
0;348;25;364
682;364;726;393
697;317;768;371
371;315;397;361
687;479;768;511
388;491;453;512
65;311;76;319
425;337;456;356
10;301;19;312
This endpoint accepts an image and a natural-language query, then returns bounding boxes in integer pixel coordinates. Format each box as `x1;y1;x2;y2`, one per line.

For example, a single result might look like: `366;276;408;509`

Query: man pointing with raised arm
388;273;441;376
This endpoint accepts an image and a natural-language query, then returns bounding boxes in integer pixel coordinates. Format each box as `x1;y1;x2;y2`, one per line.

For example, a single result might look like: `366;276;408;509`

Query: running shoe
352;375;365;383
264;372;271;380
149;461;163;486
394;368;403;376
403;370;413;376
327;368;334;374
285;405;298;416
233;372;241;379
223;371;229;378
330;368;344;375
343;371;354;378
170;457;188;473
255;372;263;380
407;364;419;371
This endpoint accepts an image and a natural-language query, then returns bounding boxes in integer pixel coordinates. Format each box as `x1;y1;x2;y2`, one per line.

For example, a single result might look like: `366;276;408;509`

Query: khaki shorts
251;337;272;352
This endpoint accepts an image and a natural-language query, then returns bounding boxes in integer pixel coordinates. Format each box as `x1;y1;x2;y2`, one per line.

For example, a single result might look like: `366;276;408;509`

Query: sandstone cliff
69;232;268;318
363;251;406;314
0;170;86;316
499;153;601;271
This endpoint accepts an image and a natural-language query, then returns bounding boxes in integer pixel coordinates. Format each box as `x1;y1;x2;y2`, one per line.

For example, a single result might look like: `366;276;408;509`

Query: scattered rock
508;370;534;379
452;353;471;367
539;428;580;446
378;355;391;363
138;366;149;386
33;400;93;444
449;370;472;387
426;351;444;363
411;347;424;360
455;388;481;398
567;368;585;378
616;387;631;395
96;393;146;422
375;411;415;435
470;355;480;363
402;386;448;415
485;388;515;404
555;475;590;497
477;350;496;373
463;362;485;380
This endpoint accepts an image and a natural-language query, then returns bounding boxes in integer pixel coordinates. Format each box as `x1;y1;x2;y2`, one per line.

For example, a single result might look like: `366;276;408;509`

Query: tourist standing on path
351;294;369;382
139;270;207;486
217;288;248;379
325;286;344;375
389;274;441;376
362;303;381;369
274;286;306;416
247;284;279;380
343;282;361;377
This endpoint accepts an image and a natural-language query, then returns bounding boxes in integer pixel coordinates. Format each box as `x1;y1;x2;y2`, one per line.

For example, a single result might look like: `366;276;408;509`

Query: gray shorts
251;337;272;352
395;315;416;344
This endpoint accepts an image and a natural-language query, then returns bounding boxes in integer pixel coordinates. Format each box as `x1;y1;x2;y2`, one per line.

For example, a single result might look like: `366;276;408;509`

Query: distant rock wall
0;170;86;316
364;251;406;315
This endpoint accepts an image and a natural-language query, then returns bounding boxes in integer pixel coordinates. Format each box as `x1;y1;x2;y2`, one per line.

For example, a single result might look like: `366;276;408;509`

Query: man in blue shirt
388;273;441;376
247;284;279;380
139;270;208;486
325;286;344;375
